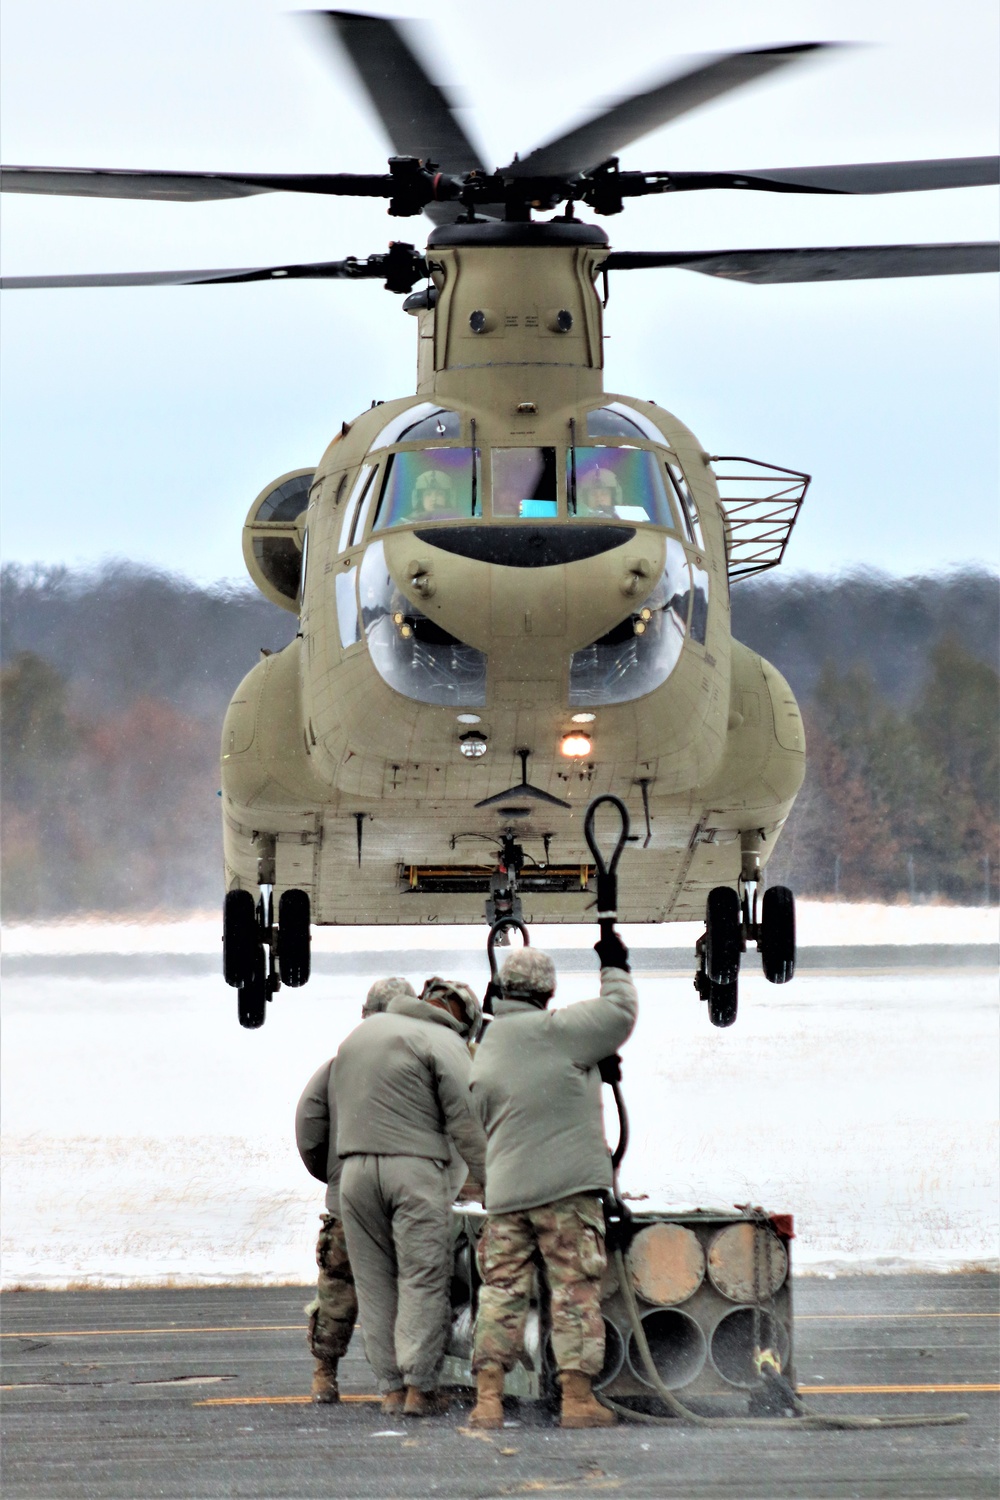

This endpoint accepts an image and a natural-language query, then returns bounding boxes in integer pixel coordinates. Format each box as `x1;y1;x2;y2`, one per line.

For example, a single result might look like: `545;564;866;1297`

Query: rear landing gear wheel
705;886;743;985
277;889;311;987
707;979;738;1028
238;945;267;1029
223;889;258;988
761;885;796;983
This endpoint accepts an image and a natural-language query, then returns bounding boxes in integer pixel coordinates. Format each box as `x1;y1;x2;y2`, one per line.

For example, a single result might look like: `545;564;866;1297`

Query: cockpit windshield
372;448;479;531
569;447;675;526
491;448;558;518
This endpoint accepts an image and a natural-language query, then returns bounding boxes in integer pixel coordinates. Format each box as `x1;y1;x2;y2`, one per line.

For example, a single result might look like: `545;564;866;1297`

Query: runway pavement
2;1274;997;1499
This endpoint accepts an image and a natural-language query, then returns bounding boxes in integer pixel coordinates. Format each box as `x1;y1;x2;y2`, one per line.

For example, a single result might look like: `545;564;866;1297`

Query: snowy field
1;904;997;1289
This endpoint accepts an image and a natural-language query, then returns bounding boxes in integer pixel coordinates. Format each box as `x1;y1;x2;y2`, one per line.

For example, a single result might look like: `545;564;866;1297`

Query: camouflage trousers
305;1214;358;1367
473;1194;607;1378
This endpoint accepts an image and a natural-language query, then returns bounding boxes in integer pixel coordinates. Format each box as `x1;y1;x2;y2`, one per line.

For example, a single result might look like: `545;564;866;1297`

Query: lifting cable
581;792;968;1433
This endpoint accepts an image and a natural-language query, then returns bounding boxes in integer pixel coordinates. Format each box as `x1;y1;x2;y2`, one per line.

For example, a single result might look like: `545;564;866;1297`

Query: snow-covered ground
1;907;997;1289
3;900;997;955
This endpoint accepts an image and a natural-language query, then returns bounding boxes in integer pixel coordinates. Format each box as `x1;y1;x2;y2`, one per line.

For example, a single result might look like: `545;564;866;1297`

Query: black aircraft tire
238;947;267;1029
223;889;258;988
761;885;796;984
705;886;742;985
277;889;311;987
708;979;738;1028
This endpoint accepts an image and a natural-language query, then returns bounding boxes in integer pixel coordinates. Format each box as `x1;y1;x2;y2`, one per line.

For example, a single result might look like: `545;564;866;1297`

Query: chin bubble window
569;538;690;706
372;447;479;531
358;541;487;707
491;448;559;518
569;447;675;527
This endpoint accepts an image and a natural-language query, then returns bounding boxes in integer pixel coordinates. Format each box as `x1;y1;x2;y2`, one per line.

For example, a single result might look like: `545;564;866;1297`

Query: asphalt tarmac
2;1274;997;1499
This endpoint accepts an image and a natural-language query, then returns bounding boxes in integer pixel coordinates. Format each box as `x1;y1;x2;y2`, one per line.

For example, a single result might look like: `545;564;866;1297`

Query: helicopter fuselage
221;221;804;925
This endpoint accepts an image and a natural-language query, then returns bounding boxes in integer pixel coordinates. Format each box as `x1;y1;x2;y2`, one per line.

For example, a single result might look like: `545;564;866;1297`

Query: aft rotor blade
508;43;839;178
658;156;1000;196
313;10;487;173
602;243;1000;283
0;165;396;202
0;254;427;290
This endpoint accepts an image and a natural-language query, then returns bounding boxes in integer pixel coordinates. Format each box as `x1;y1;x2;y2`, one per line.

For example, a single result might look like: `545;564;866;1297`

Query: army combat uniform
468;946;638;1427
335;987;486;1410
294;976;415;1400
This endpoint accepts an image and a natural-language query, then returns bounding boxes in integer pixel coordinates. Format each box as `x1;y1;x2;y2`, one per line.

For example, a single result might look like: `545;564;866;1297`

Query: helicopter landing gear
223;889;258;988
238;943;267;1029
704;886;742;985
225;882;303;1028
760;885;796;984
694;924;740;1030
277;888;311;987
694;875;797;1027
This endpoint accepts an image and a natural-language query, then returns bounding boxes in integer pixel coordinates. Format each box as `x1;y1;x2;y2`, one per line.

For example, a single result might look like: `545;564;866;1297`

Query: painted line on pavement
196;1393;380;1406
799;1384;999;1395
193;1384;1000;1408
0;1325;304;1339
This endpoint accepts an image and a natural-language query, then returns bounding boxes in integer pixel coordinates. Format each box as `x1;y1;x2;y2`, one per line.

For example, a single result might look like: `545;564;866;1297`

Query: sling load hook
482;916;530;1017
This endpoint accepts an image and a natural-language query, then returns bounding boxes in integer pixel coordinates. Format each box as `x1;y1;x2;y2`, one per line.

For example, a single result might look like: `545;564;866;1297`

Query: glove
594;928;630;972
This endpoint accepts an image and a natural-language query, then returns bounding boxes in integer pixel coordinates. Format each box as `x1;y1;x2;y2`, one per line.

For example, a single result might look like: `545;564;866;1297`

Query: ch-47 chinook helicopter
4;12;998;1030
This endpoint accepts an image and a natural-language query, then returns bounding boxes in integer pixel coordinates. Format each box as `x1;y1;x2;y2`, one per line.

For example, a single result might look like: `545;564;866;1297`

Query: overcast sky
1;0;997;586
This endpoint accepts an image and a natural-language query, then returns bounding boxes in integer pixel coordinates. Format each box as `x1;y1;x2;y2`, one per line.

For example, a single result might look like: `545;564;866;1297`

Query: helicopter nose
381;527;666;657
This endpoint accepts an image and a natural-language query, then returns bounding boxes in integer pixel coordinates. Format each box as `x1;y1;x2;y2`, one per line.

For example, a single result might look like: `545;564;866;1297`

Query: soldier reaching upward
295;976;417;1405
468;938;638;1430
335;977;486;1417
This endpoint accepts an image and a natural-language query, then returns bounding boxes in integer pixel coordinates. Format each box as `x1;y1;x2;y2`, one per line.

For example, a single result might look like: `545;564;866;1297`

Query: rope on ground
599;1248;968;1431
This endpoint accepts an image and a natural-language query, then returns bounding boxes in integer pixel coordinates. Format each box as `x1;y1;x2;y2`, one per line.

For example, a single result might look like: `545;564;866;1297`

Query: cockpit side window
491;448;558;518
569;447;676;527
371;448;478;531
665;458;705;549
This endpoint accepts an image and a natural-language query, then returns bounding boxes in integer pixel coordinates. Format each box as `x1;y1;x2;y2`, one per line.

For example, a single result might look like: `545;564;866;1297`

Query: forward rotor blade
658;156;1000;196
602;243;1000;283
312;10;487;173
508;43;839;178
0;165;395;202
0;252;427;291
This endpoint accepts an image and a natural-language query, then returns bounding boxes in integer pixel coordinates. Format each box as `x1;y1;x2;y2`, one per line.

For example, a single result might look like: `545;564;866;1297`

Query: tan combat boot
311;1360;339;1404
403;1386;450;1417
558;1370;616;1428
381;1388;406;1415
468;1364;505;1429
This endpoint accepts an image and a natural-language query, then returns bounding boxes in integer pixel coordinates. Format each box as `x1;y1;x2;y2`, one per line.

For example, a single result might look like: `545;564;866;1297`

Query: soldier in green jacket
467;936;638;1429
295;976;417;1404
335;979;487;1417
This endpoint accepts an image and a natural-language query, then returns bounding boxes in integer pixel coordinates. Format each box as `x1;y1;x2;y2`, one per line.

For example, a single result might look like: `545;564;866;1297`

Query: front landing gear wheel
223;889;258;988
277;889;311;987
238;945;267;1029
707;979;738;1028
761;886;796;983
705;886;742;984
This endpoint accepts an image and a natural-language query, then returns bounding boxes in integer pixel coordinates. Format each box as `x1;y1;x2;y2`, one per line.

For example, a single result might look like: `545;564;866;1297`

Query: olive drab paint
224;219;805;926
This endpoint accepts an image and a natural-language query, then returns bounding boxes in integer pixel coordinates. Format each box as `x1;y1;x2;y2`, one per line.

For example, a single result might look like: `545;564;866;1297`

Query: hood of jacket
387;993;466;1034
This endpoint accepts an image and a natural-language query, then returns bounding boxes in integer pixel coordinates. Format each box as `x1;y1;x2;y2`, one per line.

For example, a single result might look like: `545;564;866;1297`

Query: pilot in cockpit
412;468;458;518
577;467;621;518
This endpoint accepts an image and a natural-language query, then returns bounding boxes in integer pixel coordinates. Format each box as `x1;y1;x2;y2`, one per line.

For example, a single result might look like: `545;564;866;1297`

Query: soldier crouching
468;937;637;1429
296;975;417;1402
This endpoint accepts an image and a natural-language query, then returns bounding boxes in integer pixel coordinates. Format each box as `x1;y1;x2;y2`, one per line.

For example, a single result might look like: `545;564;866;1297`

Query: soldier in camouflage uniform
295;976;416;1404
468;938;637;1429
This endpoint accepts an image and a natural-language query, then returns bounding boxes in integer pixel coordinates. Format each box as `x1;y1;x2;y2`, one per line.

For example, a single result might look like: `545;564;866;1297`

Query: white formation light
457;713;482;724
460;732;488;758
561;732;592;758
571;712;596;724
